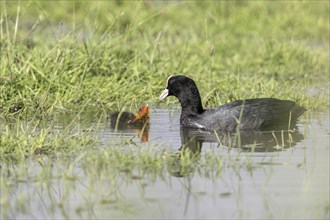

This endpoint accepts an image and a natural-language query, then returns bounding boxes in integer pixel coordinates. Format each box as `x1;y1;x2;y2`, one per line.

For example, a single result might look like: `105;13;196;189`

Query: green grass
0;2;329;219
0;0;328;166
0;1;329;116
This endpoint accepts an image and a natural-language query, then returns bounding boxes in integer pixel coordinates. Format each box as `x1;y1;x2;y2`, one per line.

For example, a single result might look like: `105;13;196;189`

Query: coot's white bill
159;89;169;100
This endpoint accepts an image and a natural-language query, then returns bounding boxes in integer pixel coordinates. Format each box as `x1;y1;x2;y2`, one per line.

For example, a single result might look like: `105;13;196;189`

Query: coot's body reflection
179;124;305;154
168;124;304;177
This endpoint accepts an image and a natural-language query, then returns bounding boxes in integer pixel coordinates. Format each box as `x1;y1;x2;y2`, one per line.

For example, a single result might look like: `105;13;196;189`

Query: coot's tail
291;105;307;118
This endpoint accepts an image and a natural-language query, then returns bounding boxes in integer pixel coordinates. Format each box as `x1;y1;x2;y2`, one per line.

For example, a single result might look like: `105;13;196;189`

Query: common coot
159;75;306;131
110;104;149;129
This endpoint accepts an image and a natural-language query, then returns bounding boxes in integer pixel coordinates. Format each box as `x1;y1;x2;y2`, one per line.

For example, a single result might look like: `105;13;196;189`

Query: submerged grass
0;142;229;219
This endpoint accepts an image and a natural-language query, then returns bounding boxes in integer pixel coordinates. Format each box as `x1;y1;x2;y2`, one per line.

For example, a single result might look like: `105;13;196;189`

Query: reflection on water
108;105;150;142
106;108;181;148
109;118;150;142
111;108;305;153
1;108;329;219
180;126;304;154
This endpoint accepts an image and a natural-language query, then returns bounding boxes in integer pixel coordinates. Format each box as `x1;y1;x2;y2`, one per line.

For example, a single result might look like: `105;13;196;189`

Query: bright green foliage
0;1;328;115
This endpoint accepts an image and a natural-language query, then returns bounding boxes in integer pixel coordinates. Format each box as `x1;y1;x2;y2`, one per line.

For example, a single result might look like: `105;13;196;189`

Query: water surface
1;108;329;219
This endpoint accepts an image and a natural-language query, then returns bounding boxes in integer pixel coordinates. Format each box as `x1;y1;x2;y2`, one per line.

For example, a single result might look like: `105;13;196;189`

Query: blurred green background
1;1;329;113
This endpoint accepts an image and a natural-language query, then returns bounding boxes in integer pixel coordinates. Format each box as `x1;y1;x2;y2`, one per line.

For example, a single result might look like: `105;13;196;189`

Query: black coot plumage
159;75;306;131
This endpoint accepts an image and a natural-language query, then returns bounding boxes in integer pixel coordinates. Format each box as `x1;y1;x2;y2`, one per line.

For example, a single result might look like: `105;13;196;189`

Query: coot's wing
210;98;304;131
208;100;254;131
234;99;302;129
249;99;304;128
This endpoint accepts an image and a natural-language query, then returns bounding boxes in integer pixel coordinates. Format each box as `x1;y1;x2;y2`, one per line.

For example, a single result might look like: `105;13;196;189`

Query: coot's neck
177;89;204;115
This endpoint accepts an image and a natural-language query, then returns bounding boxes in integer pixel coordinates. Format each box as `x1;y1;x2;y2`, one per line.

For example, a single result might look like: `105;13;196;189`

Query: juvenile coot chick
110;105;149;129
159;75;306;131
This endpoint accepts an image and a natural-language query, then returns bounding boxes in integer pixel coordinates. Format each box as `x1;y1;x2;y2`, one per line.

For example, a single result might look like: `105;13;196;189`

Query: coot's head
159;75;204;113
159;75;197;100
131;104;149;123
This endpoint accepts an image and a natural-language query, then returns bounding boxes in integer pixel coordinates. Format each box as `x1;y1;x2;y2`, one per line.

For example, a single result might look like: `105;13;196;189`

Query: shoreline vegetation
1;1;329;159
1;1;329;116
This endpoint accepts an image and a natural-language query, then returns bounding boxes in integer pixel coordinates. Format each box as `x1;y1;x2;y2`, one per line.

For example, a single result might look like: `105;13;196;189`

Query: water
1;109;329;219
